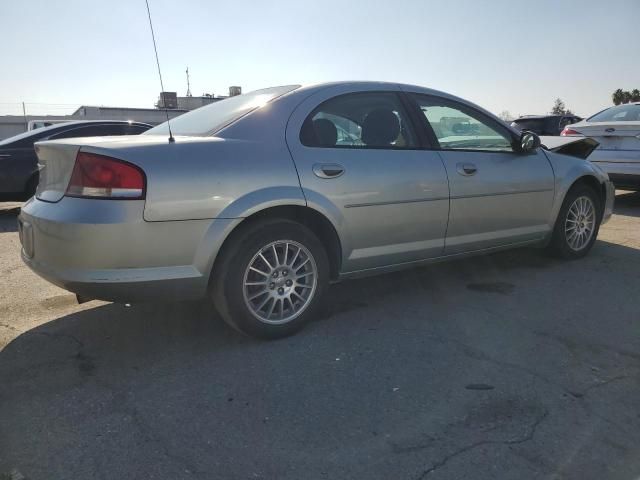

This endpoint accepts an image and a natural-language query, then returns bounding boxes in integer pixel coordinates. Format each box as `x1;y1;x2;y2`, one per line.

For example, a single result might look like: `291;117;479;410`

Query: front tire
547;184;601;259
212;219;329;339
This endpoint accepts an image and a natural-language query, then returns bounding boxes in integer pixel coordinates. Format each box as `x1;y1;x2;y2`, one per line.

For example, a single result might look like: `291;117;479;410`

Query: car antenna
144;0;175;143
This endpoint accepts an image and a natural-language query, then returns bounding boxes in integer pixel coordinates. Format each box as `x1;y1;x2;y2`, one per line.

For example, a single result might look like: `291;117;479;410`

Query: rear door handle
313;163;345;179
456;162;477;176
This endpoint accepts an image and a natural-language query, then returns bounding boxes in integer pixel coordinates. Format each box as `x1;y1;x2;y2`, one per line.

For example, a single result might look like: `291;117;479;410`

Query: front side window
414;95;514;152
300;92;417;149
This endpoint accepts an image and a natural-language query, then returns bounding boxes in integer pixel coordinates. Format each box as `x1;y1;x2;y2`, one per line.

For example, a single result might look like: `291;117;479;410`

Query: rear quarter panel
80;136;305;222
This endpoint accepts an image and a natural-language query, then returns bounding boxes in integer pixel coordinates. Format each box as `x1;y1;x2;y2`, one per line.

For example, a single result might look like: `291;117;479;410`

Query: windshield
588;103;640;122
144;85;300;137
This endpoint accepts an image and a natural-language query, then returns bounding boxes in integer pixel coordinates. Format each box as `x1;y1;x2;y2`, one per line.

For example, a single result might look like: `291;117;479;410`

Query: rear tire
547;184;601;259
212;219;329;339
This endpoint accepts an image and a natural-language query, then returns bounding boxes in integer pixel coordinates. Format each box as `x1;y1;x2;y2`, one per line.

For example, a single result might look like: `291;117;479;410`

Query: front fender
544;149;609;228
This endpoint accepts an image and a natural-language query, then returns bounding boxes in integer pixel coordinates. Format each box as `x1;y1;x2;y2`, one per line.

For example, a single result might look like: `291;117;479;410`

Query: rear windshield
588;104;640;122
144;85;300;137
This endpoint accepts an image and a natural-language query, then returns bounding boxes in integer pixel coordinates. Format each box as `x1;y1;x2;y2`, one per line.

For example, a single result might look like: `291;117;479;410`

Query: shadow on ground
2;241;640;479
614;190;640;218
0;203;20;233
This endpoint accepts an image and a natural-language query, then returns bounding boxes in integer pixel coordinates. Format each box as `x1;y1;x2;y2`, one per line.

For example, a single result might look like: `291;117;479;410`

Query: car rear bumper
18;197;239;302
590;150;640;189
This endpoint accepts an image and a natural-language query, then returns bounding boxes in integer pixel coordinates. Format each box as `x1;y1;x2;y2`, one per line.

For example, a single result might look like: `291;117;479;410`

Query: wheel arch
567;174;607;218
208;204;344;285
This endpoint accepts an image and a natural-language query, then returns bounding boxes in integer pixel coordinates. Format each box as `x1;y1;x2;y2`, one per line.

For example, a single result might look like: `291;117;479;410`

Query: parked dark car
0;120;151;200
511;115;582;136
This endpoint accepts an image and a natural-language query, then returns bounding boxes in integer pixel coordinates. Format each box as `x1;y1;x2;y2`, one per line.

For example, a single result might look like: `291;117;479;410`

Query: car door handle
456;162;477;176
313;163;345;179
0;154;11;159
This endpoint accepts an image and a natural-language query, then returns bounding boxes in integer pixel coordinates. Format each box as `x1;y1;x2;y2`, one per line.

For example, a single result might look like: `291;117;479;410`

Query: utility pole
22;102;28;131
185;67;192;97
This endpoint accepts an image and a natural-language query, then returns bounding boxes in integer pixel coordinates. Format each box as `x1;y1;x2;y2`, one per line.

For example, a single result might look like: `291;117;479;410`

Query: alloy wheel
242;240;318;324
564;195;596;251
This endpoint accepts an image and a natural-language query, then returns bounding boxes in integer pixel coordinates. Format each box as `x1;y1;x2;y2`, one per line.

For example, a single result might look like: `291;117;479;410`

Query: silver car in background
562;102;640;190
19;82;614;339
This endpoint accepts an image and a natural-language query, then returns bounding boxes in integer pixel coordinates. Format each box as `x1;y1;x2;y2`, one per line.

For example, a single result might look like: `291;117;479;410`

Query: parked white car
562;103;640;190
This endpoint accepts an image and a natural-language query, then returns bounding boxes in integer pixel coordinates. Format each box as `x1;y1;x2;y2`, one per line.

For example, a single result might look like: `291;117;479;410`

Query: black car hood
539;136;599;160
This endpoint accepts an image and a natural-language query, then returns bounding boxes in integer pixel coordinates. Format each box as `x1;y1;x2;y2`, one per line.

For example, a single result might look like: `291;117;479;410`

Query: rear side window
49;124;133;139
300;92;418;149
121;125;150;135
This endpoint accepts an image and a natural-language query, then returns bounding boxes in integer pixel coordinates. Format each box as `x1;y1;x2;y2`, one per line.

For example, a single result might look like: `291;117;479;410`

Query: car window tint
300;92;417;149
49;124;130;139
124;125;150;135
512;118;544;134
559;117;573;129
414;96;513;152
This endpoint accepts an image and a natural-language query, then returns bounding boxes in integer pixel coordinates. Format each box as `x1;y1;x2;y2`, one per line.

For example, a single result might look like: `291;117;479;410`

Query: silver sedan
19;82;614;338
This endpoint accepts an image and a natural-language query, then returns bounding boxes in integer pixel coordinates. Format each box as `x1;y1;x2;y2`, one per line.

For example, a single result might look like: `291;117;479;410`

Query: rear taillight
65;152;146;200
561;128;583;136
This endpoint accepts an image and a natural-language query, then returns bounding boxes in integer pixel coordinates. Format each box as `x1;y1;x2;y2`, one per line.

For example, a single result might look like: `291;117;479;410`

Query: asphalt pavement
1;193;639;480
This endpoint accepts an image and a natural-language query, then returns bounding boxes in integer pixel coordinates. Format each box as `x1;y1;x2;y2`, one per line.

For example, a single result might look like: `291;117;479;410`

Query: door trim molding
450;188;552;200
344;196;449;208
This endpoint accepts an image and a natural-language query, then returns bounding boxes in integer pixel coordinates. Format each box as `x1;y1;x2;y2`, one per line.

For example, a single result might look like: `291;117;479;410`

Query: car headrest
300;118;338;147
312;119;337;147
361;108;400;146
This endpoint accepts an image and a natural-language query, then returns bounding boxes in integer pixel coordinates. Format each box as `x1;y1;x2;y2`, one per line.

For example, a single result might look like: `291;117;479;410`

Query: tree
551;98;569;115
498;110;513;122
622;91;633;104
632;89;640;102
612;89;624;105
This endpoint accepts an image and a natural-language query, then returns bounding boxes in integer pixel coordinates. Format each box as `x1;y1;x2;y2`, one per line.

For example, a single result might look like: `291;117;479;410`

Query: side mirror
519;131;541;153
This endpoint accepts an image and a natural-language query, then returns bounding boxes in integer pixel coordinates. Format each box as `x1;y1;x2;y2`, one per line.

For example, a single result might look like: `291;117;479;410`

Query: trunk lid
572;122;640;153
34;135;170;202
34;142;80;202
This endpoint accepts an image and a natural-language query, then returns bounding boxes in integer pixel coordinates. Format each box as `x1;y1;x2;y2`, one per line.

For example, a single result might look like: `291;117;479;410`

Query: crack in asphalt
424;333;574;396
533;331;640;363
571;375;636;398
417;409;549;479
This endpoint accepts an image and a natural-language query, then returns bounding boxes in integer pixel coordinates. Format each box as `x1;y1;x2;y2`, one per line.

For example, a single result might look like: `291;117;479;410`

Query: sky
1;0;639;118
